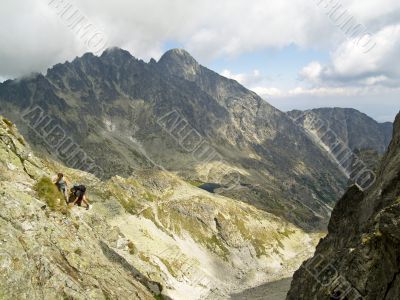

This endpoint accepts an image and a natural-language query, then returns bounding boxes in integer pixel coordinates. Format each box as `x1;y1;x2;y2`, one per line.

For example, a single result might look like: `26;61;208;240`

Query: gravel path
230;278;292;300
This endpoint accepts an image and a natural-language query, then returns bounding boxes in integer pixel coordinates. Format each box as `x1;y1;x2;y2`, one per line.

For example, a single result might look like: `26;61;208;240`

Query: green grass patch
157;207;230;260
121;199;139;214
127;241;137;255
34;177;67;211
279;227;295;238
141;208;156;222
232;214;284;258
143;191;157;202
361;229;383;245
186;180;204;187
105;183;141;214
159;257;179;277
17;137;25;146
2;117;13;127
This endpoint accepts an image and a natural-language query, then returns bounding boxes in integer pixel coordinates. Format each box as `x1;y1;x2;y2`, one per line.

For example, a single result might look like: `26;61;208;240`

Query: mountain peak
159;48;197;63
100;47;134;64
158;49;200;79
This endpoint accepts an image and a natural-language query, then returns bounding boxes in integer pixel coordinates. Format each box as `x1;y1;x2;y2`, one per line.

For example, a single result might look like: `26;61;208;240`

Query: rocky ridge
289;108;392;154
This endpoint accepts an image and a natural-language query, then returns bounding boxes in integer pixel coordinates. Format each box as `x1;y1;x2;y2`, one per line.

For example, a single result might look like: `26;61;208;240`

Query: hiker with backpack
69;184;90;210
54;173;69;203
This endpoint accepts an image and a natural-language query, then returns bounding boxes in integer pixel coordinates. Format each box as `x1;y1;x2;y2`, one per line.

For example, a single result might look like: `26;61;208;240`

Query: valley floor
230;278;292;300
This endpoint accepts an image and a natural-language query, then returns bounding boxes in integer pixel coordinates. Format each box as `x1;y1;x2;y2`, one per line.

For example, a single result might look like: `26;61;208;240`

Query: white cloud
299;62;323;84
274;95;399;122
1;0;400;122
299;24;400;87
362;75;389;85
246;84;400;99
289;20;400;117
220;69;285;97
3;0;400;78
252;87;283;97
220;69;263;87
286;85;400;97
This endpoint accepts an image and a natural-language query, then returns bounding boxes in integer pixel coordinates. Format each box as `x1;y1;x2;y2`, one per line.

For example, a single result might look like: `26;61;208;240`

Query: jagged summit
100;47;134;60
21;47;201;84
159;48;197;63
157;48;200;79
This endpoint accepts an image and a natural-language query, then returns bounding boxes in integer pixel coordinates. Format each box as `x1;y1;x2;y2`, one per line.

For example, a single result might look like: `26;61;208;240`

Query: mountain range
0;47;361;231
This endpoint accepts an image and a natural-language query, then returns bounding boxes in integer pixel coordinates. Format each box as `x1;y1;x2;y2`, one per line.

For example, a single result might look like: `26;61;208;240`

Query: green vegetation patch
127;241;137;255
17;137;25;146
2;117;13;127
105;183;140;214
34;177;68;212
362;229;383;245
279;227;295;238
157;207;230;260
158;257;180;277
141;208;156;222
186;180;204;187
143;191;157;202
231;214;287;258
233;216;270;257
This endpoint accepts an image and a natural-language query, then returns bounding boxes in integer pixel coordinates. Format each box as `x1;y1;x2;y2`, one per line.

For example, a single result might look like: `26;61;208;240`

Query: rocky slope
0;117;158;299
289;107;393;154
287;110;400;300
288;107;394;191
0;48;346;231
289;108;393;173
0;116;321;299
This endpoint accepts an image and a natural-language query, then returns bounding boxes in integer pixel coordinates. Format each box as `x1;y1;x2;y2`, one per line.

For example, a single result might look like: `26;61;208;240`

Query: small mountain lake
198;183;222;193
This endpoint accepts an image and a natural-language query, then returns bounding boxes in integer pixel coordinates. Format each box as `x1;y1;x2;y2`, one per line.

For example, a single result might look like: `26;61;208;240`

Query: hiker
54;173;69;203
69;185;90;210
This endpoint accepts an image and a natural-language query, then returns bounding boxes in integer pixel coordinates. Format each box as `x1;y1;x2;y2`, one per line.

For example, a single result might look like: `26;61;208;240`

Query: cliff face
287;111;400;300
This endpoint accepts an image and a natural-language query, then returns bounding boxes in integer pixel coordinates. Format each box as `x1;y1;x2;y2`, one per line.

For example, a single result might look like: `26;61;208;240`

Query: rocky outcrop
287;111;400;300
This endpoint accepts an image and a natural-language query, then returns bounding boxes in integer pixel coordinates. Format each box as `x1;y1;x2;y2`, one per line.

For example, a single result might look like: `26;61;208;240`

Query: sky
0;0;399;122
